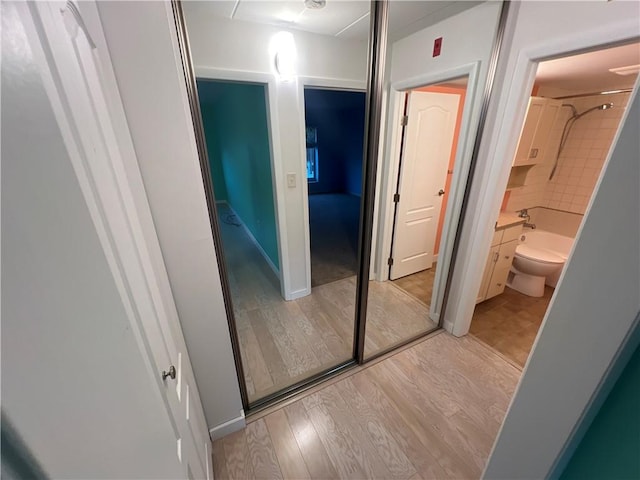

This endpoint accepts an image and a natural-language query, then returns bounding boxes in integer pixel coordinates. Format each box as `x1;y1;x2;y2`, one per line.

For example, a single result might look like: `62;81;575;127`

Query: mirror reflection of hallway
391;79;467;305
304;88;366;287
364;77;469;359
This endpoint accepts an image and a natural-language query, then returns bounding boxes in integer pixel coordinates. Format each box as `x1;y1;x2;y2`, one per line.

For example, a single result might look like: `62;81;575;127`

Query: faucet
518;209;536;229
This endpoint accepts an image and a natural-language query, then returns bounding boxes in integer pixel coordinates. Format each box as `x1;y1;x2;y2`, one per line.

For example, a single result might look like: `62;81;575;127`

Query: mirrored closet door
176;0;507;409
179;0;371;406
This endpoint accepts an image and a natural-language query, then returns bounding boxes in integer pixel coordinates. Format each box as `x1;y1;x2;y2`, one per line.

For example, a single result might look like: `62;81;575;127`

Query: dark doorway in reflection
304;88;366;287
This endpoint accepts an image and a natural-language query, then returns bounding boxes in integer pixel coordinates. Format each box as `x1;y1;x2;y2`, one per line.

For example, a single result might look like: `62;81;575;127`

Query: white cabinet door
513;97;546;166
531;99;563;163
477;245;500;303
391;91;460;279
30;2;212;478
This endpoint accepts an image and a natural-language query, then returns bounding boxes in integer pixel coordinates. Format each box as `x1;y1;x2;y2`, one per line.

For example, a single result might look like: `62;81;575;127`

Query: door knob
162;365;176;381
438;189;445;196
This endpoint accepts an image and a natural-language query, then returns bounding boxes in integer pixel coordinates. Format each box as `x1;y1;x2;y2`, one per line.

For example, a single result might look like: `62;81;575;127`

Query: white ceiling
536;43;640;95
182;0;481;41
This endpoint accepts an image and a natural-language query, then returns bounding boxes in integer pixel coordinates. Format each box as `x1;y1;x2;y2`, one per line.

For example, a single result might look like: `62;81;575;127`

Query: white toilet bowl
508;244;565;297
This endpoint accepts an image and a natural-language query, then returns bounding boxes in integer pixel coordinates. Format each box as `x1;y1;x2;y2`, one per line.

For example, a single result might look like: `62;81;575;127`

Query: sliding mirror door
180;0;371;406
364;1;505;359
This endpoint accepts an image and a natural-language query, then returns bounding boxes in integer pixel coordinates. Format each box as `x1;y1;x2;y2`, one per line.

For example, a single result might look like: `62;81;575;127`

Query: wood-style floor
218;204;437;403
470;286;553;367
213;332;521;479
391;266;437;307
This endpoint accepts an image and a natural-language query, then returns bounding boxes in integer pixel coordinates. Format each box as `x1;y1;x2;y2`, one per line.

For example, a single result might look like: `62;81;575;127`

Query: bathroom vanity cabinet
477;223;524;303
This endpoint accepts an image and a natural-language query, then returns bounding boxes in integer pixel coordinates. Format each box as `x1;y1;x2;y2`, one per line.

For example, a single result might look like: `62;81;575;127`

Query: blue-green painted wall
197;80;279;270
559;342;640;480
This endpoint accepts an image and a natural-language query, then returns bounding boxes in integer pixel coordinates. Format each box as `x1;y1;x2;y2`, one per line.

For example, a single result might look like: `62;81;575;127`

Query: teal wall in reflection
198;79;279;271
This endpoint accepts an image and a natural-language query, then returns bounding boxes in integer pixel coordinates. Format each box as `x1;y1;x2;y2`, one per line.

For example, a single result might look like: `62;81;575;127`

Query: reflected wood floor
470;286;553;367
391;266;437;307
218;203;437;403
213;333;521;479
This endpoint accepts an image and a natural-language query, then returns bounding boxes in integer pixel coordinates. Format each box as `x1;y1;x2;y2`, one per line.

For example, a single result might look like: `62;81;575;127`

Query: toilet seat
515;244;565;264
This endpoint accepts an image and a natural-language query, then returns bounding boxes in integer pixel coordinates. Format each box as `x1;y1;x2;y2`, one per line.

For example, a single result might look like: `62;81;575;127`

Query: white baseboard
222;203;280;279
287;287;311;301
443;319;456;336
209;410;245;441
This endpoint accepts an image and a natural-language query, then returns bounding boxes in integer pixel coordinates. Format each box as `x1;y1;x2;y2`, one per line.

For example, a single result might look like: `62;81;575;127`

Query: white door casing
390;91;460;280
28;2;212;478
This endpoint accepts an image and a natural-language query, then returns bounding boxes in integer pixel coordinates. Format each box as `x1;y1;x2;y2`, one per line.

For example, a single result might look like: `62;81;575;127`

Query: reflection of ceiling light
609;64;640;76
270;32;296;82
304;0;326;10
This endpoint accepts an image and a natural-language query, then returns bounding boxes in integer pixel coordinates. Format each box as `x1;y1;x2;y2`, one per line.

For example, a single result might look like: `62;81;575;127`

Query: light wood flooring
391;266;437;307
218;204;437;403
470;286;553;367
213;332;521;480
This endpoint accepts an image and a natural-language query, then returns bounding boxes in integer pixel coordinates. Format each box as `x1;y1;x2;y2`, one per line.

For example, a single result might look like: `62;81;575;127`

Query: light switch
287;173;296;188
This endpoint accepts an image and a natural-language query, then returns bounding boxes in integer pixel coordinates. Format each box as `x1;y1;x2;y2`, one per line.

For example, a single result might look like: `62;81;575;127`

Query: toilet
507;243;566;297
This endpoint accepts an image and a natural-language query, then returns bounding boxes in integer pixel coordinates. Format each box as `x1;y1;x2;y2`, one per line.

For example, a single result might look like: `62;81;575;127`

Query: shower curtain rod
553;88;634;100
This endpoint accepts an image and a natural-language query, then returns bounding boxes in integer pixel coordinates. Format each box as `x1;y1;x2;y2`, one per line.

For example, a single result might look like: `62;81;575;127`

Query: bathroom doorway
388;78;468;308
470;42;640;367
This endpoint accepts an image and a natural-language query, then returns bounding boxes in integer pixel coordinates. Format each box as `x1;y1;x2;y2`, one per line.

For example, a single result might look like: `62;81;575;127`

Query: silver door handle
162;365;176;381
438;189;445;196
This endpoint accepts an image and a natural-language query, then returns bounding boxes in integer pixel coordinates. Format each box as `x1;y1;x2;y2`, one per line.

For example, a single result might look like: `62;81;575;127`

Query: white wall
373;1;503;321
445;0;640;337
1;3;183;477
183;9;368;298
96;1;244;432
484;82;640;480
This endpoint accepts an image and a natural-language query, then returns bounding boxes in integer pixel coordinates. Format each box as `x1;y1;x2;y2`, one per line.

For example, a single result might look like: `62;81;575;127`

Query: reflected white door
32;2;212;478
390;91;460;280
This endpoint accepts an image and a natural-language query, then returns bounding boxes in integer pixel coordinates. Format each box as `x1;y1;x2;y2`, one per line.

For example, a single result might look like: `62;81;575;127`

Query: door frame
375;61;481;323
194;67;291;301
297;77;367;292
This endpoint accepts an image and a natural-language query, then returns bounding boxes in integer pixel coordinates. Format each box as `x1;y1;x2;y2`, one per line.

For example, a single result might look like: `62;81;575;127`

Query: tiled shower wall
506;91;630;214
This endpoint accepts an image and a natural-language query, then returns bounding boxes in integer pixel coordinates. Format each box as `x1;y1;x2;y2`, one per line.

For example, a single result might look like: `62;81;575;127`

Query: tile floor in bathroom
470;285;554;368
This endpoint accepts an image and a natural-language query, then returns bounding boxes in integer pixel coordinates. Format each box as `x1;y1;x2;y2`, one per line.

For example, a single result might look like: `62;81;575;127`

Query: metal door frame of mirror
170;0;510;414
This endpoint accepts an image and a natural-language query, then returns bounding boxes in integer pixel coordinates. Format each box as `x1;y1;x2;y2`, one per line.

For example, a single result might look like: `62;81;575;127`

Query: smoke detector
304;0;326;10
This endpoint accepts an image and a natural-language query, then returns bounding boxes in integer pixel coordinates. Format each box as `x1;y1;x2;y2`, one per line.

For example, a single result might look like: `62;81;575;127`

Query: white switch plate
286;173;296;188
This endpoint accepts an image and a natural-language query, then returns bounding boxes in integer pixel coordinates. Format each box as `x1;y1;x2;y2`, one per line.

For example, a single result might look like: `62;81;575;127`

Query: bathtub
517;229;574;287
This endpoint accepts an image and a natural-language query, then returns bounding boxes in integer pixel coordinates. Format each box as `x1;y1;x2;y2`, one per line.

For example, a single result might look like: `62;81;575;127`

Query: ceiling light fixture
304;0;326;10
609;64;640;76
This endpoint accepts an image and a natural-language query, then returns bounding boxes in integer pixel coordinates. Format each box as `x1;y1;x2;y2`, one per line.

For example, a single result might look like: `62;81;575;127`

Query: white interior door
31;2;212;478
390;91;460;280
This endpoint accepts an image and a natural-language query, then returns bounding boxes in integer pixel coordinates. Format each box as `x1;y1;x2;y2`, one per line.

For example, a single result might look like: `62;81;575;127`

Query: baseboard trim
223;203;280;279
443;319;455;335
209;410;246;441
287;287;311;301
